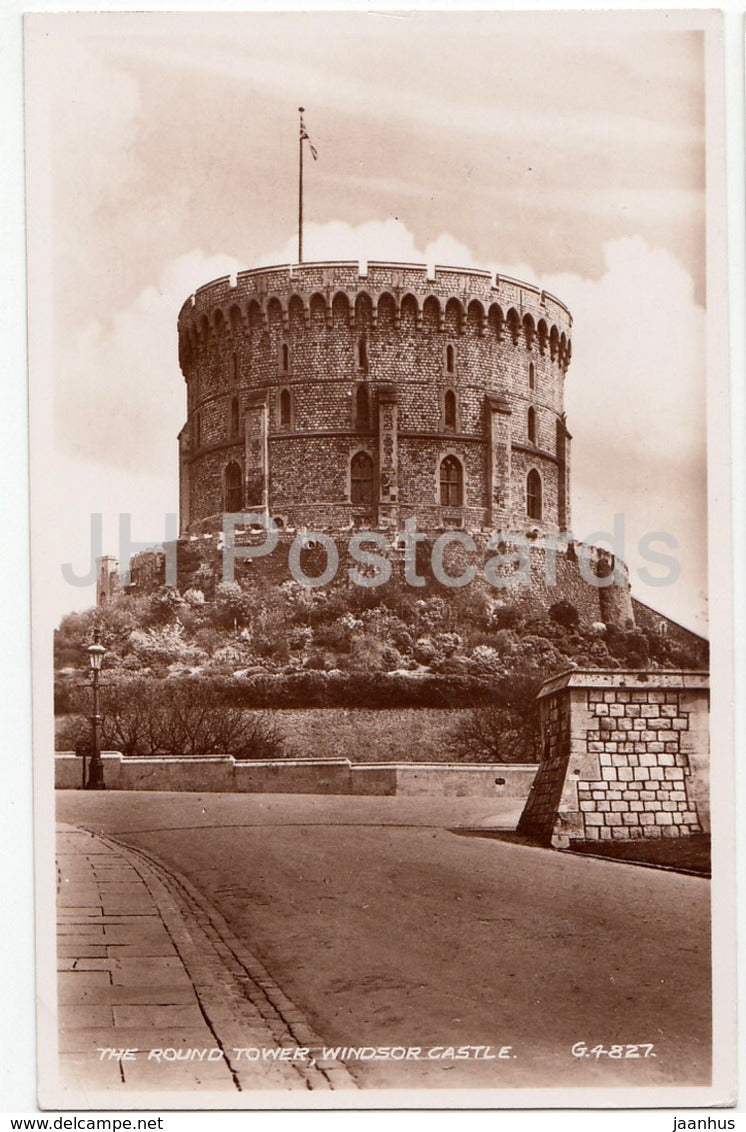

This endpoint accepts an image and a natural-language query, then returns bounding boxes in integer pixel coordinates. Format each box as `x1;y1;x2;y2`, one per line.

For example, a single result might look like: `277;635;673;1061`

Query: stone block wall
55;753;536;799
518;670;709;847
123;528;634;627
177;262;572;538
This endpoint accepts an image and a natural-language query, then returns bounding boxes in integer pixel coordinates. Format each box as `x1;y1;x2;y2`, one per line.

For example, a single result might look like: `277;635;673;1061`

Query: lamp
85;628;106;789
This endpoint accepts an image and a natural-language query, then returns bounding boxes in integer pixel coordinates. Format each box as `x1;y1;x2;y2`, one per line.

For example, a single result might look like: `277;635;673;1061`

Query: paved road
57;791;711;1091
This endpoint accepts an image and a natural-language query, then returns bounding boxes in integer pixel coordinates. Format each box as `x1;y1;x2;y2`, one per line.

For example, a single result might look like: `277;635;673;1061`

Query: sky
25;10;716;632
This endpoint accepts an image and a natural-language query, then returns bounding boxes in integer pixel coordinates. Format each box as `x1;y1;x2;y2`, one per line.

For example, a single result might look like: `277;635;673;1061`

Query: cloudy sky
25;10;716;632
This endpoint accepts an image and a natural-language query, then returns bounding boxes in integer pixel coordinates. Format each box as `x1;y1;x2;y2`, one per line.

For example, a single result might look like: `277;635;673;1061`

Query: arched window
281;343;290;373
358;336;368;371
444;389;457;430
445;343;455;375
527;469;542;520
224;461;242;513
279;388;292;429
528;406;537;445
351;451;374;505
440;455;463;507
355;384;371;430
230;396;240;438
529;362;535;390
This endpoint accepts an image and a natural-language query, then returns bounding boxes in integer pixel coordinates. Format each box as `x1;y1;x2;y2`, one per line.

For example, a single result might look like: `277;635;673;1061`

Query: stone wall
518;670;709;847
631;599;709;666
124;528;634;626
177;261;572;537
55;753;538;799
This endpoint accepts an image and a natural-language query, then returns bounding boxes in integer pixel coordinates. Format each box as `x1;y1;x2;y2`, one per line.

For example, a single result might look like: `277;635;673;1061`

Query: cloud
56;250;243;473
509;236;707;631
255;218;477;271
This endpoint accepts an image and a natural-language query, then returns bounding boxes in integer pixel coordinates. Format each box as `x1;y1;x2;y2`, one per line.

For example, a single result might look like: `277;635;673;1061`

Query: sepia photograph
23;7;735;1111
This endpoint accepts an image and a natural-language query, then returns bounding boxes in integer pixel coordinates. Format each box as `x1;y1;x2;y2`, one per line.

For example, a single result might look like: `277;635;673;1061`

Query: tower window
351;451;375;505
279;388;292;429
439;455;463;507
529;362;535;390
444;389;457;430
528;406;537;445
355;384;371;430
527;469;542;520
224;461;243;513
230;396;240;438
358;337;368;371
281;343;290;374
230;353;238;384
445;343;455;375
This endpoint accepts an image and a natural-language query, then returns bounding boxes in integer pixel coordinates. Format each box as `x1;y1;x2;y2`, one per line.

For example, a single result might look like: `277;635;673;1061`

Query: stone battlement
178;260;572;368
100;528;635;629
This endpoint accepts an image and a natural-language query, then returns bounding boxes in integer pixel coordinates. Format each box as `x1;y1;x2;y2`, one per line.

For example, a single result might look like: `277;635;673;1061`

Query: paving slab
58;1055;126;1089
57;944;109;959
59;1005;114;1030
58;971;112;989
104;942;182;958
111;1004;209;1029
58;1027;222;1054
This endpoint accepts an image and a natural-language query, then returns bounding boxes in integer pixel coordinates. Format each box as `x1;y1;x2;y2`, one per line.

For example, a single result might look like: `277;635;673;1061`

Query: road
57;791;711;1090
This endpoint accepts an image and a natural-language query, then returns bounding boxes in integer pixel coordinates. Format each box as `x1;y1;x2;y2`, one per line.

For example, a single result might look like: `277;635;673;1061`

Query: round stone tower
176;261;573;537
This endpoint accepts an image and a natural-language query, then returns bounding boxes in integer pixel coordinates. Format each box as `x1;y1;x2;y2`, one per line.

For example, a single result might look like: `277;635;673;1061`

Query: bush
55;671;507;717
549;600;580;628
58;679;284;758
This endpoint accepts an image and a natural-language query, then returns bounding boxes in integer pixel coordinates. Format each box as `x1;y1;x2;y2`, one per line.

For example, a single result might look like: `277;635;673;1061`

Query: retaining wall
55;753;537;799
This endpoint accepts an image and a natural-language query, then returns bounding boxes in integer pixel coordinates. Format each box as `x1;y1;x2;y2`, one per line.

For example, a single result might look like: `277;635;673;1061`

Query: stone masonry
518;670;709;847
176;262;574;537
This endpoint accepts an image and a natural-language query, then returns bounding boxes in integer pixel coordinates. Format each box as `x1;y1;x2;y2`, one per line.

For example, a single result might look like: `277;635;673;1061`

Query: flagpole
298;106;304;264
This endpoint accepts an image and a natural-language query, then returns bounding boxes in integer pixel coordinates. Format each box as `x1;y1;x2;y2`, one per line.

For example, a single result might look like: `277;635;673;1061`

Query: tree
451;675;542;763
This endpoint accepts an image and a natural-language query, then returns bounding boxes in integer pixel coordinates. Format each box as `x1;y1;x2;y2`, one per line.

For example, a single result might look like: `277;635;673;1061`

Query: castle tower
95;555;120;605
176;262;573;538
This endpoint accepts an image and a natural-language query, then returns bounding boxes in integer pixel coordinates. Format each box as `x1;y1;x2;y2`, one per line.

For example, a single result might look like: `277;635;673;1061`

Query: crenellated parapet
177;261;573;376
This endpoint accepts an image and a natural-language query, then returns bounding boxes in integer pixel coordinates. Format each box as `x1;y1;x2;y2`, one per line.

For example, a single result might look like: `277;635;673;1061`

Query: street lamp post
86;628;106;790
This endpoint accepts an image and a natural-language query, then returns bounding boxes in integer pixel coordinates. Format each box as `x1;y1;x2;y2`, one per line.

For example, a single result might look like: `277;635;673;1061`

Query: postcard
24;8;736;1112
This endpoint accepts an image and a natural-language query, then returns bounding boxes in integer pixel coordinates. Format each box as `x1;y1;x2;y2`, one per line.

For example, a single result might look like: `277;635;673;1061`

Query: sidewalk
56;824;355;1095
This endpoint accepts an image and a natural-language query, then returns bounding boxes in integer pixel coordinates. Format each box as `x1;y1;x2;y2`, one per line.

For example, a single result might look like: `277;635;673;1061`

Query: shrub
60;679;284;758
212;582;254;630
491;603;524;630
549;600;580;628
312;620;355;654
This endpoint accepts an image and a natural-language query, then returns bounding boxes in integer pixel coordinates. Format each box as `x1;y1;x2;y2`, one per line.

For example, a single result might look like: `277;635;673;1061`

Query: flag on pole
299;115;318;161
